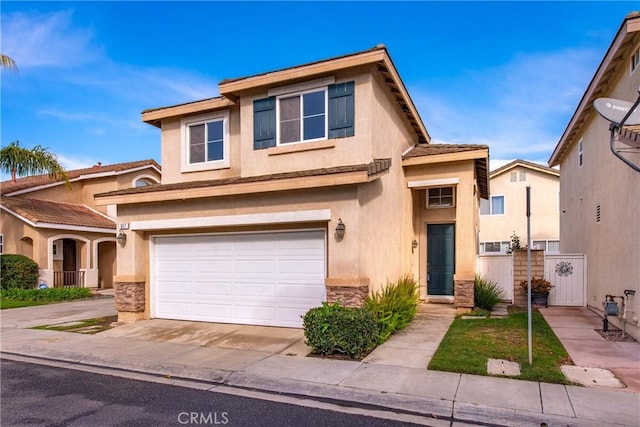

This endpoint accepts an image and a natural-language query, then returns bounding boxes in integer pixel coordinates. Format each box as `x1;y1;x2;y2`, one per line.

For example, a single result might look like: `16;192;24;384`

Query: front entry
427;224;455;296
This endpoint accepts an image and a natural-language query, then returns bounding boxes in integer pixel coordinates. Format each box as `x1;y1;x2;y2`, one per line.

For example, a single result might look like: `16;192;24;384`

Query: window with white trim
480;195;504;215
277;88;327;144
532;240;560;253
479;241;510;254
0;234;3;254
427;187;455;208
578;139;583;168
181;111;230;172
632;46;639;73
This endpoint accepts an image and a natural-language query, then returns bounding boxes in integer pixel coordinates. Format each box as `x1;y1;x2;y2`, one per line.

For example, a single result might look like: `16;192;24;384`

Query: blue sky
1;1;636;174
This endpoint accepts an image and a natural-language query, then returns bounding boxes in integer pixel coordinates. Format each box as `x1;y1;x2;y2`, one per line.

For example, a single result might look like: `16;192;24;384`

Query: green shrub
474;274;504;311
302;301;378;359
365;275;419;344
0;287;92;302
0;254;39;290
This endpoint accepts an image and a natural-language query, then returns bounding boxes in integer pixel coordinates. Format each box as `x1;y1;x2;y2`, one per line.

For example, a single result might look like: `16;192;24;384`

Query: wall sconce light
412;239;418;253
335;218;346;241
116;231;127;247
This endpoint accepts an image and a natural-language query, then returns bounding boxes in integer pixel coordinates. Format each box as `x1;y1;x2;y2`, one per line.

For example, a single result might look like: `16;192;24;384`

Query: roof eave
549;13;640;167
141;97;236;127
402;148;489;167
95;168;388;206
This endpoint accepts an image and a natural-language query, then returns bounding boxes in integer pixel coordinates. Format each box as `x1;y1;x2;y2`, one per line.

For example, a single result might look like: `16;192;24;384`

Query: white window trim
181;111;230;173
578;138;583;168
276;87;328;146
631;45;639;74
132;174;159;188
480;195;505;216
0;234;3;254
426;186;456;209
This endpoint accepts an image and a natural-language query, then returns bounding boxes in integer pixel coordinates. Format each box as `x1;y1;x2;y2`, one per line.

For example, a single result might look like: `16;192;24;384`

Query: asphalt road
1;359;429;427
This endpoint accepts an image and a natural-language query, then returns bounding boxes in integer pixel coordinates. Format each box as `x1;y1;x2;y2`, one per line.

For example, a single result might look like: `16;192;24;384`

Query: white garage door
152;230;326;328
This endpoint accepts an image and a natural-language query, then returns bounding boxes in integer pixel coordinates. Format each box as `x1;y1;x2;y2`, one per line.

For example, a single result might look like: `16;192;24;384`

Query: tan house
479;159;560;254
549;12;640;340
0;160;161;289
95;46;489;327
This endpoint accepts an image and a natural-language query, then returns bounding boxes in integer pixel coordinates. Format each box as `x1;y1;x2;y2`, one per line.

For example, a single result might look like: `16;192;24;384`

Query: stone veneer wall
454;279;474;313
325;277;369;307
326;286;369;307
114;281;145;315
513;249;545;307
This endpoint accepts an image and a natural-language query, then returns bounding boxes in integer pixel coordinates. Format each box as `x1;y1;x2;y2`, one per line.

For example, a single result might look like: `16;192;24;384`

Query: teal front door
427;224;455;296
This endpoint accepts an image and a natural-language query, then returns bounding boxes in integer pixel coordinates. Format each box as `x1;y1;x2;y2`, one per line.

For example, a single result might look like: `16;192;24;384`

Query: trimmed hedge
1;287;92;302
0;254;39;290
302;301;378;359
365;275;419;344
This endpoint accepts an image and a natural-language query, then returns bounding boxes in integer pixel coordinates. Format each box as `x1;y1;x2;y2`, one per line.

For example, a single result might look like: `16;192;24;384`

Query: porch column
114;229;146;322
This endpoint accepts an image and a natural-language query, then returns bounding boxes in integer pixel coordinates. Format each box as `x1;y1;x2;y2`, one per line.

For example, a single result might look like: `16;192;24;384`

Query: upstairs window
0;234;3;254
278;89;327;144
427;187;455;208
253;81;354;150
632;46;639;73
181;111;229;172
480;195;505;215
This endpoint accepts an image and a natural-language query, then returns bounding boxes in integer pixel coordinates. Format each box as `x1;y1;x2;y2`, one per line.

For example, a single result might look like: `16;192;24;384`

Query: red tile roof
1;197;116;230
0;159;160;195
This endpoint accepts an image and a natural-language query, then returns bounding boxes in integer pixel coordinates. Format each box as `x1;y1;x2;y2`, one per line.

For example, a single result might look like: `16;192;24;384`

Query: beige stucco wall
558;44;640;339
479;166;559;245
403;160;479;298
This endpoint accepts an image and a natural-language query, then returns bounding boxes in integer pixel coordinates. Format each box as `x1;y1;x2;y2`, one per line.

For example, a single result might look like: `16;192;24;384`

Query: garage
152;230;326;328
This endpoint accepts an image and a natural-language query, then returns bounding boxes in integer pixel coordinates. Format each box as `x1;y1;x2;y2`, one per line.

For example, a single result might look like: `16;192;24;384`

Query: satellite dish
593;98;640;126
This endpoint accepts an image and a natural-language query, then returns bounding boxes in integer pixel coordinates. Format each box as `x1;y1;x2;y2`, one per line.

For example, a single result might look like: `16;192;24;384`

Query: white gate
476;255;514;302
545;254;586;306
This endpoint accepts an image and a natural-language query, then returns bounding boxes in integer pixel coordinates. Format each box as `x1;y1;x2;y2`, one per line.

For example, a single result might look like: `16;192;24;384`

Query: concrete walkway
1;299;639;426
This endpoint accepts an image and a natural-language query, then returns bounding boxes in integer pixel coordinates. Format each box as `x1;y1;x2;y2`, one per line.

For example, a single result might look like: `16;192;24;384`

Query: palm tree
1;141;69;184
0;54;18;72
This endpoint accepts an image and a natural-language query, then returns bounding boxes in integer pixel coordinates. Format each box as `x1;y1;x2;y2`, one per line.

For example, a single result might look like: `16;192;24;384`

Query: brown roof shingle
491;159;559;177
96;159;391;198
402;143;489;159
1;197;116;230
0;159;160;195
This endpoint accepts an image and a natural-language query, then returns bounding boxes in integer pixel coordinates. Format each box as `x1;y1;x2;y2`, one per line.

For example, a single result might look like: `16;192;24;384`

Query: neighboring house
479;159;560;254
95;45;489;327
0;160;161;289
549;13;640;339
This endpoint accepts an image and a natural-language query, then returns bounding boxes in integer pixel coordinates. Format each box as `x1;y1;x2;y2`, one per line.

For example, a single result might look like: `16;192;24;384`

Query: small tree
1;141;68;184
506;231;522;254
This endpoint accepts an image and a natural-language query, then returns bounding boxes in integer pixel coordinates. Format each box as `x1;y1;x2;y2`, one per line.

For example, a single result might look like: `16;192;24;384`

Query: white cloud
1;10;100;68
412;48;600;166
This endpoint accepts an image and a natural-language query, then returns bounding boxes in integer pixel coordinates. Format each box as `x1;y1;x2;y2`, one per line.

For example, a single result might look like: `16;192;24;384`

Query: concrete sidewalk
2;300;639;426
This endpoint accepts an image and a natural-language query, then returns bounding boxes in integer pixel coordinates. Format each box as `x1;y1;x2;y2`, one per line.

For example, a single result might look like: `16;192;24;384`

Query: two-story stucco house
0;160;161;289
479;159;560;254
95;46;489;327
549;12;640;340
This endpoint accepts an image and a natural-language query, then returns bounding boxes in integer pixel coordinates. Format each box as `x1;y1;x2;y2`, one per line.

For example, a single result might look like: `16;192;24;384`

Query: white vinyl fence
476;253;586;306
476;254;514;302
545;254;586;306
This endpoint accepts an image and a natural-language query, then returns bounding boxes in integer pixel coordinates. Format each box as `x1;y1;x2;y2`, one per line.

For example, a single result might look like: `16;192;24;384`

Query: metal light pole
526;185;532;365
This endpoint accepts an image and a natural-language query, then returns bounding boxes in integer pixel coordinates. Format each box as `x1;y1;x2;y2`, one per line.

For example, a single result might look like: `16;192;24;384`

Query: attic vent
596;204;601;223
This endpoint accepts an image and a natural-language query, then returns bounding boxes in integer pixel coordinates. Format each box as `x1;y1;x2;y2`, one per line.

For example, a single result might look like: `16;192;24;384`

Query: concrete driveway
0;297;116;329
100;318;312;357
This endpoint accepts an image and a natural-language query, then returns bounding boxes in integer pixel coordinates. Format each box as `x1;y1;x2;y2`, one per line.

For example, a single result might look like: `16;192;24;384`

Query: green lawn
0;287;94;310
0;299;47;309
428;308;571;384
